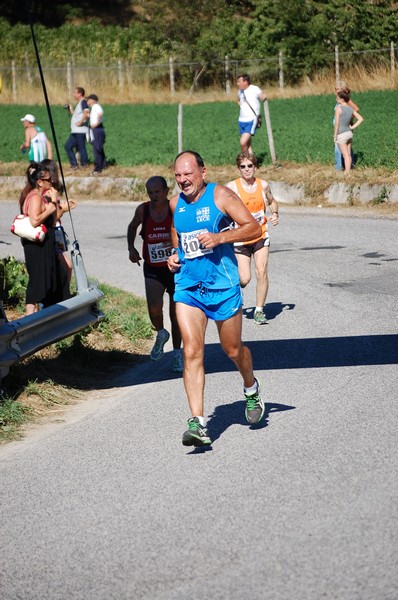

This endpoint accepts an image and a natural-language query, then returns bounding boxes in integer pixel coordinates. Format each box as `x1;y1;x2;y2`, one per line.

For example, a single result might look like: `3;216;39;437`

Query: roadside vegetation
0;257;153;443
1;1;396;86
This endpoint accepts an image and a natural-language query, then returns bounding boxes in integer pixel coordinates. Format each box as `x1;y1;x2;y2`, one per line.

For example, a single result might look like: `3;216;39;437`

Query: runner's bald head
174;151;205;169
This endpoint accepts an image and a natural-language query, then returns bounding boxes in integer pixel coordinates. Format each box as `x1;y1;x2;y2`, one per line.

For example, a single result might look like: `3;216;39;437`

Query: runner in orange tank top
226;152;279;324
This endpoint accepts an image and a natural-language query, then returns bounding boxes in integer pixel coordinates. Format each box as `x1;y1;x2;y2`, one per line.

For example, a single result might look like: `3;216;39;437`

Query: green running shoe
182;417;212;446
244;379;265;424
254;309;269;325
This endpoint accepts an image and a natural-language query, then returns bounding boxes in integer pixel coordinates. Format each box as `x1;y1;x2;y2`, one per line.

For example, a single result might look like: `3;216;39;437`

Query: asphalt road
1;201;397;600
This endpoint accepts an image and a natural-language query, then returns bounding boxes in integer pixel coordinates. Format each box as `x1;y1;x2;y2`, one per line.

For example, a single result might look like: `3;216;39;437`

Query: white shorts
336;131;353;144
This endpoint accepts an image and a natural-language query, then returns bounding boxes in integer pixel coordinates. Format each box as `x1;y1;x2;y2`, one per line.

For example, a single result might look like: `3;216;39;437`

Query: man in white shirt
86;94;107;176
237;73;267;154
64;86;90;170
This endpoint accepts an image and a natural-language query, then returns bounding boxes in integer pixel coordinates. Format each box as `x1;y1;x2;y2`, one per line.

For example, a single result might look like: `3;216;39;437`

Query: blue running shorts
239;120;256;136
174;283;243;321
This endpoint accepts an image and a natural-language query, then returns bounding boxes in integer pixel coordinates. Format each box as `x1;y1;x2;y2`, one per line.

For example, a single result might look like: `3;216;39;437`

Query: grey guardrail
0;245;104;382
0;286;104;379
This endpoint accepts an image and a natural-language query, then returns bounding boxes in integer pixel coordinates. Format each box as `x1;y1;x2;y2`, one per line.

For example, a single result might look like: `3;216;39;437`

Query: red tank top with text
141;202;173;267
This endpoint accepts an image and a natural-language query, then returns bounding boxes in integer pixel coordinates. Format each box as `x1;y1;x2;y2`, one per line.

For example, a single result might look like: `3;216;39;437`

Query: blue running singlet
173;183;239;290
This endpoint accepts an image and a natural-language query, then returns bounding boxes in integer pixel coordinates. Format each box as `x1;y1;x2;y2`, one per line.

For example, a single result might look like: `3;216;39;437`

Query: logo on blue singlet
196;207;210;223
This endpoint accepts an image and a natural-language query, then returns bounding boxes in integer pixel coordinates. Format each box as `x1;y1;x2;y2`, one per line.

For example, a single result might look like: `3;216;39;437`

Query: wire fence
0;44;396;103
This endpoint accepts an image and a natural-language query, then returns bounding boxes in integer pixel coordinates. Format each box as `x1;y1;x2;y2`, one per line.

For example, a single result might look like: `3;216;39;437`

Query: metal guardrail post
71;243;90;293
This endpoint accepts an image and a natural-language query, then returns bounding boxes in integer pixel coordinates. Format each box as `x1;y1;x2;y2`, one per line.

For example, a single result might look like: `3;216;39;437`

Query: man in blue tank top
168;151;265;447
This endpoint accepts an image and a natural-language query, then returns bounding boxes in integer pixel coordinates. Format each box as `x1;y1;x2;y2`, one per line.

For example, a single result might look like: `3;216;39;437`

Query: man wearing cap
20;114;52;161
64;86;90;171
86;94;107;175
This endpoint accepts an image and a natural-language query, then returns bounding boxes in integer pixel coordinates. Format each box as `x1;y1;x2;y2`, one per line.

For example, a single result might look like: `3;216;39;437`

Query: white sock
195;416;205;426
244;379;258;395
255;306;263;312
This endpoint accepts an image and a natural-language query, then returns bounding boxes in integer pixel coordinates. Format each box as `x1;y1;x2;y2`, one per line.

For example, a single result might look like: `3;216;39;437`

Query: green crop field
1;90;397;168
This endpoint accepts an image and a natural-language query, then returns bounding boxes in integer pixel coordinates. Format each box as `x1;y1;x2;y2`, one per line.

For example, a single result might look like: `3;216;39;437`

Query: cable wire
27;2;79;246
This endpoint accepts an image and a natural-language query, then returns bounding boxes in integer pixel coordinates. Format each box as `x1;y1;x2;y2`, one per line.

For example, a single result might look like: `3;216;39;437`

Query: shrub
0;257;28;308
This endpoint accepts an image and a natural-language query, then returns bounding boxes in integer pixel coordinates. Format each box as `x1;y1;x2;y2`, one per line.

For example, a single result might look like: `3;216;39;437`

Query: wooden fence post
11;61;17;103
169;56;175;96
263;100;276;164
71;53;76;89
335;45;340;84
25;52;33;84
225;55;231;96
391;41;395;84
279;50;284;91
67;62;72;102
118;59;123;91
178;103;183;154
188;65;206;97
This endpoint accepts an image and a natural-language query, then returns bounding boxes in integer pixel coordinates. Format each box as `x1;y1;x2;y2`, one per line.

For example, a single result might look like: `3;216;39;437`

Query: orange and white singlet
234;178;267;245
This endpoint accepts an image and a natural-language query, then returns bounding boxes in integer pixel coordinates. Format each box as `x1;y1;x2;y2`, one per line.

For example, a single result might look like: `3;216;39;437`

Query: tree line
1;0;397;84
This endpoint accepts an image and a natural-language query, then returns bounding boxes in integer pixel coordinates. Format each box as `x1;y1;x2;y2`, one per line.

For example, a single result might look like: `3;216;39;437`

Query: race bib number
148;241;172;264
181;229;213;259
252;209;265;224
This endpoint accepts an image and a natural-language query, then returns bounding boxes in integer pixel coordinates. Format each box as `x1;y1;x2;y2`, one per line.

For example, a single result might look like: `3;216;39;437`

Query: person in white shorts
237;73;267;154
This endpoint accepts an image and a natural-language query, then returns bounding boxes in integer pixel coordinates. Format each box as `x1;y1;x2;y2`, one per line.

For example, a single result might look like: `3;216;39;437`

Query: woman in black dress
19;162;71;315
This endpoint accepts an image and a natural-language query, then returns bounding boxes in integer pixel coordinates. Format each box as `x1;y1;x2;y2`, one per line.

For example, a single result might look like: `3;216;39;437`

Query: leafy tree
311;0;396;51
244;0;316;81
0;0;397;83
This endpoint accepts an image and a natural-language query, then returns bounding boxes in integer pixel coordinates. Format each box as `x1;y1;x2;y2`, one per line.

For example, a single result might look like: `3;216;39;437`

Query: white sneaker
150;329;170;361
172;351;183;373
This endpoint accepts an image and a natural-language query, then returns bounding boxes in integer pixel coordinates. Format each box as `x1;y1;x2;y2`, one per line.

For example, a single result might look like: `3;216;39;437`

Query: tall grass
0;64;396;106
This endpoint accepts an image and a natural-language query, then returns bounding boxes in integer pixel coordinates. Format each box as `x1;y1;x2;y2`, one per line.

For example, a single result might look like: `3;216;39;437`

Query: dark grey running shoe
150;328;170;361
182;417;212;446
244;379;265;424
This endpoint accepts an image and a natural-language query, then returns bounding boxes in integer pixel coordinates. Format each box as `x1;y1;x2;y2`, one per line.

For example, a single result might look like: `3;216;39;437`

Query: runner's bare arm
127;204;143;264
167;195;181;272
262;180;279;225
197;185;260;249
20;129;32;151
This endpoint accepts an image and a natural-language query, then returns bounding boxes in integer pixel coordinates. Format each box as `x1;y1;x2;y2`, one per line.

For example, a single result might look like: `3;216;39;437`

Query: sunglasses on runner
239;163;254;169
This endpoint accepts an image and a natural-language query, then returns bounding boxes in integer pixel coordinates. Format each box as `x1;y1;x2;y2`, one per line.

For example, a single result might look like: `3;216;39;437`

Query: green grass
1;90;397;168
0;400;32;440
